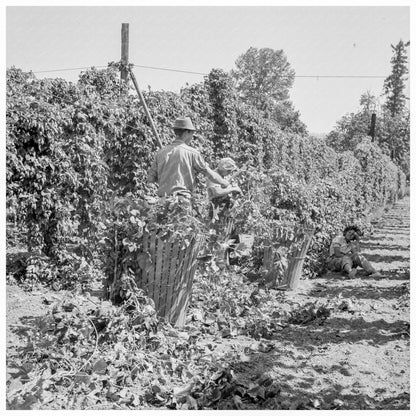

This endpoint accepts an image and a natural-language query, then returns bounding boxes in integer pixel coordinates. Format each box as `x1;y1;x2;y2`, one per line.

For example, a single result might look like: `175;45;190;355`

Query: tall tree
231;47;295;110
382;40;410;117
380;40;410;177
231;47;307;134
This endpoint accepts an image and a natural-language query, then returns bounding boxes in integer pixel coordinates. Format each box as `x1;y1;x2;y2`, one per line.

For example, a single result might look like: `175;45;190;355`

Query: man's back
148;140;208;197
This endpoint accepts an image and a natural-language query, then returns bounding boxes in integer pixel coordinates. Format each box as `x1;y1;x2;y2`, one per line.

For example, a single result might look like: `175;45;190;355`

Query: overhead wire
30;64;390;79
32;66;108;74
133;64;388;79
133;64;207;76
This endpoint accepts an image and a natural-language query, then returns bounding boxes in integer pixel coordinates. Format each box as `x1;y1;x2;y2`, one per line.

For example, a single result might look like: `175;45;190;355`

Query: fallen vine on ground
7;267;355;410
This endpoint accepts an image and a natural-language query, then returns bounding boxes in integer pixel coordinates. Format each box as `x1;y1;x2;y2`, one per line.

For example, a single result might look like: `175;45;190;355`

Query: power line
32;66;108;74
133;64;207;76
134;64;388;79
30;64;389;79
31;64;205;76
295;75;387;79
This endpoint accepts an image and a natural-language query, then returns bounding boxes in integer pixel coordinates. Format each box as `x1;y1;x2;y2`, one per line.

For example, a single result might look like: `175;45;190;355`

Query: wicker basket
110;227;201;328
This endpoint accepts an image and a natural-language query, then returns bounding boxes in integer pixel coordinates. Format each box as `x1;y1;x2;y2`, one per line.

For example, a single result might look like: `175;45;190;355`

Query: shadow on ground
309;282;409;300
317;268;409;281
274;316;409;348
359;243;410;252
9;315;55;346
363;253;409;263
375;230;409;236
210;351;410;410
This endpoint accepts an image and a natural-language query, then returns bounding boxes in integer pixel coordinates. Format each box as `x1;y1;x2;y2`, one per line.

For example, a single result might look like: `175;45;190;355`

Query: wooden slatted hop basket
262;226;315;290
106;196;202;328
140;228;201;327
108;226;201;328
284;227;315;289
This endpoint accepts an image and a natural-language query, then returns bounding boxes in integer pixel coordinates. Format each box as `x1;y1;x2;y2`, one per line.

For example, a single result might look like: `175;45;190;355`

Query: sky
4;4;412;134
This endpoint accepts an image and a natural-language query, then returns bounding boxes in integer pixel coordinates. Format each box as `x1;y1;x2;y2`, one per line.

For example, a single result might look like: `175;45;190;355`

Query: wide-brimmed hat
173;117;196;131
218;157;238;172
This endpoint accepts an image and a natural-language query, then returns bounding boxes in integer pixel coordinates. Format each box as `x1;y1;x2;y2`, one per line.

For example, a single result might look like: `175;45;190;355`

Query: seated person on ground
327;225;382;278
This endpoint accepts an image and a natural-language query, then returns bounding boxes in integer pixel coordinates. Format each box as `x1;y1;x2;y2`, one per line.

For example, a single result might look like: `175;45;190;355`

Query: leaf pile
7;266;313;410
6;249;104;293
7;289;165;410
172;366;282;410
189;270;290;340
287;302;332;326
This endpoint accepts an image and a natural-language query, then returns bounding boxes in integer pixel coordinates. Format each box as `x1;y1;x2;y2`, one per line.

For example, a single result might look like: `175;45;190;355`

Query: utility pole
369;113;376;142
121;23;129;82
120;23;162;148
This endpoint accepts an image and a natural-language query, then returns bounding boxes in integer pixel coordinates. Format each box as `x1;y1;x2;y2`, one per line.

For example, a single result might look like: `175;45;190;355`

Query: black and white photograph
3;1;413;412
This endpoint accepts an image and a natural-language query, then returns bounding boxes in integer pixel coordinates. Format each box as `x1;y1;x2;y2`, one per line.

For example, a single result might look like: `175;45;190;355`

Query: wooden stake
121;23;129;82
129;67;163;148
369;113;376;142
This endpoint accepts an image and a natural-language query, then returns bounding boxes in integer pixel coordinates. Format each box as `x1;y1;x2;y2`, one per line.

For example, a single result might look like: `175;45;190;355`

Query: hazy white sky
6;4;410;133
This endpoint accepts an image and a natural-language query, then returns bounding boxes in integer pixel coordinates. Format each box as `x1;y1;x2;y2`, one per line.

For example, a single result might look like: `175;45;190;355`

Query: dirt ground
226;197;411;410
186;197;411;410
6;197;411;410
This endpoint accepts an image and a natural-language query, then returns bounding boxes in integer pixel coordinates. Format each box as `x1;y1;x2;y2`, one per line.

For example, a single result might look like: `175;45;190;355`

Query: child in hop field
327;225;382;279
204;157;242;267
207;157;242;226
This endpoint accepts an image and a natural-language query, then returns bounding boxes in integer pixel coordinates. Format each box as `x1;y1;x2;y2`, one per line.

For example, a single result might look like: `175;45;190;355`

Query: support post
129;67;163;148
369;113;376;142
121;23;129;82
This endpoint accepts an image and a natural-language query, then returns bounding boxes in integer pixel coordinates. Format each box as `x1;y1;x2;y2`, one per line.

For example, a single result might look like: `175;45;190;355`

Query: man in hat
148;117;230;203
